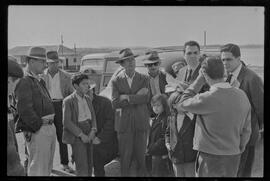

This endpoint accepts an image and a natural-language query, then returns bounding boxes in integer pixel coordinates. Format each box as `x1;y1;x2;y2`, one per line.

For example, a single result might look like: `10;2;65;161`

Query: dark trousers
93;144;117;176
237;146;255;177
195;151;241;177
152;156;171;177
119;130;147;176
53;100;69;165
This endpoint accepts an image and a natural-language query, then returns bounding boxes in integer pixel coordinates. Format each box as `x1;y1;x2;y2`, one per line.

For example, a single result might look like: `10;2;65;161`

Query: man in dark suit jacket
111;48;150;176
86;85;118;176
221;43;264;177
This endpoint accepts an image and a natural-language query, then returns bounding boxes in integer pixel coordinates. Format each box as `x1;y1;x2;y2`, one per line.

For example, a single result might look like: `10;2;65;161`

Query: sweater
178;77;252;155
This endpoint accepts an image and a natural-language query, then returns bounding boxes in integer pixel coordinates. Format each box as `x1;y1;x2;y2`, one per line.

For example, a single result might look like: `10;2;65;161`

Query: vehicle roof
81;53;109;60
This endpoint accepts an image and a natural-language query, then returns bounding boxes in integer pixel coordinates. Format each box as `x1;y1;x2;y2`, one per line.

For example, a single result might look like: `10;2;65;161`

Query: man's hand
119;94;129;101
92;137;101;145
136;88;148;95
88;130;96;142
80;133;90;143
23;131;32;142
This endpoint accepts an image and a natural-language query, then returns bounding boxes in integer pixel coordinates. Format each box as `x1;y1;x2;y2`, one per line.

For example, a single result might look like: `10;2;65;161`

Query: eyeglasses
145;62;159;67
221;58;234;62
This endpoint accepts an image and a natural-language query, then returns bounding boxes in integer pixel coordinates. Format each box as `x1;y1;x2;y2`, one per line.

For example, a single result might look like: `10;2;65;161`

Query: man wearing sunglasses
221;43;264;177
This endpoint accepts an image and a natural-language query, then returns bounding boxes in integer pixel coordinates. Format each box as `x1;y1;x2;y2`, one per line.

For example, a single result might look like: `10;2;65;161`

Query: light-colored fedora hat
26;46;47;60
143;51;162;64
46;51;61;63
115;48;139;63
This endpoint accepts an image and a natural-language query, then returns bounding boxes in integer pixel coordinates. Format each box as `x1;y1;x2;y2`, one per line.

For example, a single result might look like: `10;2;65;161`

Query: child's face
152;101;164;115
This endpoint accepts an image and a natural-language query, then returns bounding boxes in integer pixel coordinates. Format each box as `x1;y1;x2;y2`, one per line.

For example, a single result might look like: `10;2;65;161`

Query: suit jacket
148;71;168;117
146;113;168;156
237;62;264;146
62;92;97;144
176;63;209;93
111;71;150;133
92;93;118;153
41;69;74;98
15;72;55;133
165;112;197;164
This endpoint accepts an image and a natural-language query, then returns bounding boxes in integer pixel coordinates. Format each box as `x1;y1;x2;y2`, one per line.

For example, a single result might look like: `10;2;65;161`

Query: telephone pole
61;34;64;69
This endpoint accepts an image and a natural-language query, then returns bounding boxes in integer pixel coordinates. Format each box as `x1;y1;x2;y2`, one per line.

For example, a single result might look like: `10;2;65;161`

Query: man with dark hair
15;47;56;176
86;79;118;176
7;56;25;176
220;43;264;177
62;73;97;176
178;57;251;177
41;51;74;173
111;48;150;176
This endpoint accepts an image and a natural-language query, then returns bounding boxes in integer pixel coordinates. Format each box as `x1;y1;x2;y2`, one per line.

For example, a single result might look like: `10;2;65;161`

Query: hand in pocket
23;131;32;142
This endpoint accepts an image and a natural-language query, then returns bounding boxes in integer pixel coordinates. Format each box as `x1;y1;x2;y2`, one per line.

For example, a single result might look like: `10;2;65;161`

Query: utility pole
204;31;207;51
61;34;64;69
74;43;77;70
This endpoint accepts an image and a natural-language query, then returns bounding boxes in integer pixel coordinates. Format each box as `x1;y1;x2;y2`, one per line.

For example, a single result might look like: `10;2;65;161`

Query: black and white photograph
7;4;264;177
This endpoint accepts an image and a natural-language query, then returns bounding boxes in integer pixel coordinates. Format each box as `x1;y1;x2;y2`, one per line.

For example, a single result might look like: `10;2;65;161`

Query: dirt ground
15;132;263;177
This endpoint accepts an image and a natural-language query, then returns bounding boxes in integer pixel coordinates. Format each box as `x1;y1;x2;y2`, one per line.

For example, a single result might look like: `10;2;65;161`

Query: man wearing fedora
15;46;57;176
41;51;74;173
7;56;25;176
111;48;150;176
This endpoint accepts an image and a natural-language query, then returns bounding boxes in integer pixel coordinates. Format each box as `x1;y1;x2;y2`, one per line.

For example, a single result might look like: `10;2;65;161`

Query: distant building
8;45;82;71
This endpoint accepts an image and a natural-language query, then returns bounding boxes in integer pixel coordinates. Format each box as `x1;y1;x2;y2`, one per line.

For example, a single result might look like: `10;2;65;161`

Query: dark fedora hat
115;48;138;63
8;55;24;78
26;46;47;60
143;51;162;64
47;51;60;63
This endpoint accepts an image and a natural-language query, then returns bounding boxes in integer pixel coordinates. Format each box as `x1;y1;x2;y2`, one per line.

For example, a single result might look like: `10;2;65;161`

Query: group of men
7;40;263;177
7;47;118;176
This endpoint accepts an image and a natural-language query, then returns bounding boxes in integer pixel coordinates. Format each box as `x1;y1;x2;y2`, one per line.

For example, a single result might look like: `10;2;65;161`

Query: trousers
25;124;56;176
52;101;69;165
172;161;195;177
119;130;147;176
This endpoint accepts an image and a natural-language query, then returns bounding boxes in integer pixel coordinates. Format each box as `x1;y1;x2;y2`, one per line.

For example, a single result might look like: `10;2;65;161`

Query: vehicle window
105;60;121;73
82;58;105;71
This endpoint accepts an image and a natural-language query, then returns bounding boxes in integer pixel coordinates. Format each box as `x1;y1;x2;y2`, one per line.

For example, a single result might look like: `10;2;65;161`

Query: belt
52;99;63;102
42;119;54;125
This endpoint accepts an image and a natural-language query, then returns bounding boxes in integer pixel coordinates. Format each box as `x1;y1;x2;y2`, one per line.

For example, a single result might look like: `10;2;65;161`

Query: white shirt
124;72;135;88
75;93;92;122
149;74;161;96
48;72;63;99
176;113;185;132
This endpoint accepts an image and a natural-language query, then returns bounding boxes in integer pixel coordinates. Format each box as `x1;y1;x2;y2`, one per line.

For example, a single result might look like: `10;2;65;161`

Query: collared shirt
230;63;242;84
210;82;232;91
149;73;161;96
176;113;185;132
75;93;92;122
124;72;135;88
48;72;63;99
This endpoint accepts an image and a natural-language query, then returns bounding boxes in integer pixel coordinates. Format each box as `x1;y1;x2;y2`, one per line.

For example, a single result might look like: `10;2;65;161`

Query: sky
8;6;264;49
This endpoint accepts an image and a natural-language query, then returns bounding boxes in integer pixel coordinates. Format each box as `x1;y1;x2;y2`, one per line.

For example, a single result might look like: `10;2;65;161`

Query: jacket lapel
71;93;79;121
130;72;139;93
59;70;65;97
237;62;246;87
179;116;193;136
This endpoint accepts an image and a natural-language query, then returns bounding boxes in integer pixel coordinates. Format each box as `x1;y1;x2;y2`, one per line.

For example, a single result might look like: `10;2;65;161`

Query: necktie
186;69;193;82
226;74;233;83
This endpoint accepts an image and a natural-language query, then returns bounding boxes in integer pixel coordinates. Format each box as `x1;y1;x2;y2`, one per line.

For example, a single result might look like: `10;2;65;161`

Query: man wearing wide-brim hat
7;56;25;176
41;50;75;173
15;46;57;176
111;48;150;176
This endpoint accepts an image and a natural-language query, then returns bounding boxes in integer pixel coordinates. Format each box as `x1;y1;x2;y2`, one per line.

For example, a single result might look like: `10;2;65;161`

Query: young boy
62;73;97;176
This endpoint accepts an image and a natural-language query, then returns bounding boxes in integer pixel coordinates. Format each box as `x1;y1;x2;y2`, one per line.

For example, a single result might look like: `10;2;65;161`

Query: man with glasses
15;46;56;176
220;43;264;177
